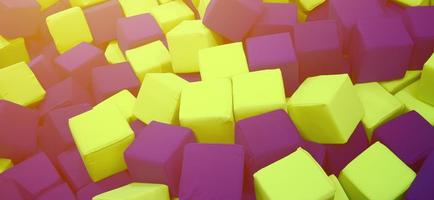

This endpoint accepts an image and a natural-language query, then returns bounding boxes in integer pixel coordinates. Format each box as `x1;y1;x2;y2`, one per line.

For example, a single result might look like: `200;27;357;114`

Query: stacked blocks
93;183;170;200
104;41;126;64
36;183;75;200
406;151;434;200
0;37;30;69
150;1;195;34
57;148;92;191
395;81;434;125
118;0;158;17
0;0;42;38
0;158;12;173
417;53;434;105
249;3;297;37
288;74;364;144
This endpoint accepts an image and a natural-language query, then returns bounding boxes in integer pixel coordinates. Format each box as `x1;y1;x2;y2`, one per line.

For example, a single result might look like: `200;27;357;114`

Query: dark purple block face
406;151;434;200
179;144;244;200
36;183;75;200
29;55;63;90
301;141;326;166
246;33;299;96
129;119;147;136
76;171;132;200
0;179;29;200
372;111;434;171
57;148;92;191
176;73;201;82
249;3;297;37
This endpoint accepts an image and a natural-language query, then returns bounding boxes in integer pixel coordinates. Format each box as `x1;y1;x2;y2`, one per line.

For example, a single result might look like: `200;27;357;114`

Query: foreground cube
93;183;170;200
150;1;195;33
406;151;434;200
57;148;92;191
94;90;137;124
249;3;297;37
417;53;434;105
395;81;434;125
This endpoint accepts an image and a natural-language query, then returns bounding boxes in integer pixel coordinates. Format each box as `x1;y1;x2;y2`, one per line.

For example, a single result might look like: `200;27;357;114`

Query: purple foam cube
246;33;299;96
29;55;63;89
36;183;75;200
179;144;244;200
307;2;329;22
406;151;434;200
349;17;414;83
76;171;132;200
130;119;146;136
383;3;405;18
125;122;196;196
249;3;297;37
0;179;31;200
372;111;434;171
0;0;42;38
203;0;263;41
57;148;92;191
176;73;201;82
301;141;326;166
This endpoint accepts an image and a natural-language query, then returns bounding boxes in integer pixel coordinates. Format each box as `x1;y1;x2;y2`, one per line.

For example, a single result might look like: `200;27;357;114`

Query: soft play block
150;1;195;33
203;0;263;41
196;0;211;18
0;179;29;200
29;55;62;89
379;70;421;94
46;7;94;53
249;3;297;37
394;0;429;6
125;122;196;196
0;0;42;38
105;41;126;64
167;20;221;73
84;0;124;45
116;13;164;51
93;183;170;200
0;62;46;106
125;41;171;81
339;142;416;199
294;20;344;80
306;2;329;21
134;73;188;124
76;171;132;200
177;73;201;82
0;158;12;173
297;0;325;12
57;148;92;191
372;111;434;171
179;79;234;143
69;105;135;182
246;32;299;96
355;82;404;138
301;140;326;166
406;151;434;200
288;74;364;144
92;63;140;102
94;90;136;122
70;0;107;7
179;144;244;200
254;148;334;200
199;42;249;81
0;37;30;69
119;0;158;17
350;18;413;83
417;53;434;105
36;183;75;200
395;81;434;125
36;0;59;10
130;119;146;135
329;175;349;200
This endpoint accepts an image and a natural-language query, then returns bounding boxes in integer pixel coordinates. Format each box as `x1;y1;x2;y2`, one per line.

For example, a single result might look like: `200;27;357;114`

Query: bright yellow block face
119;0;158;17
94;90;136;122
339;142;416;200
199;42;249;81
125;41;172;82
262;0;291;3
233;69;287;121
0;37;30;69
417;53;434;106
134;73;188;125
393;0;430;6
329;175;349;200
93;183;170;200
69;106;134;182
254;148;335;200
46;7;94;53
180;79;234;144
69;0;107;8
0;62;46;107
197;0;211;18
150;1;195;33
288;74;364;144
36;0;59;10
379;70;421;94
396;81;434;125
167;20;221;73
297;0;325;12
355;82;404;139
105;41;126;64
0;158;13;174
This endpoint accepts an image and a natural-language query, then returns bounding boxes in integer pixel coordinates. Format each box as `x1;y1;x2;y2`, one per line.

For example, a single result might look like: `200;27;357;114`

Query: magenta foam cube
177;73;201;82
29;55;63;90
179;144;244;200
301;140;326;166
406;151;434;200
116;13;164;51
125;122;196;196
249;3;297;37
349;18;414;83
36;183;75;200
246;33;299;96
76;171;132;200
57;148;92;191
130;120;146;136
0;100;38;163
0;0;42;38
0;179;31;200
294;20;345;80
372;111;434;171
306;2;329;22
203;0;263;41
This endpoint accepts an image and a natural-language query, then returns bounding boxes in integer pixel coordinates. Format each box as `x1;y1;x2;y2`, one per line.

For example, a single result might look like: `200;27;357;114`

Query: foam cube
93;183;170;200
150;1;195;33
57;148;92;191
379;70;421;94
297;0;325;12
46;7;94;53
394;0;429;6
105;41;126;64
76;171;132;200
179;144;244;200
306;2;329;21
294;20;344;80
119;0;158;17
134;73;188;124
329;175;349;200
233;69;287;121
0;0;42;38
125;41;171;81
406;151;434;200
167;20;221;73
0;62;46;106
36;183;75;200
179;79;234;143
130;119;146;135
288;74;364;144
0;179;29;200
300;140;326;166
0;37;30;69
36;0;59;10
339;142;416;199
69;105;135;181
94;90;136;122
29;55;62;89
70;0;107;7
196;0;211;18
417;53;434;105
202;0;263;41
246;32;299;96
177;72;201;82
92;63;140;102
0;158;12;173
249;3;297;37
125;122;196;196
254;148;334;200
395;81;434;125
355;82;404;137
116;13;164;51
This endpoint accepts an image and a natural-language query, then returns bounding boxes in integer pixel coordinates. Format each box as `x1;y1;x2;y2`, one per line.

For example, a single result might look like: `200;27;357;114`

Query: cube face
249;3;297;37
93;90;136;122
57;148;92;191
394;0;429;6
0;158;13;173
0;37;30;69
0;0;42;38
254;148;334;200
93;183;170;200
70;0;107;7
46;7;94;53
36;183;75;200
379;70;421;94
105;41;126;64
297;0;325;12
417;53;434;105
118;0;158;17
329;175;349;200
180;79;234;143
406;151;434;200
150;1;195;34
339;142;416;200
29;55;62;89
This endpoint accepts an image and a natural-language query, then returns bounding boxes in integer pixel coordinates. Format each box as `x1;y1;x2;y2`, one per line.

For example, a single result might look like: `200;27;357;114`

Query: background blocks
150;1;195;34
0;0;42;38
406;151;434;200
57;148;92;191
0;158;12;173
0;37;30;69
70;0;107;8
417;53;434;106
93;90;136;122
329;175;349;200
93;183;170;200
395;81;434;125
119;0;158;17
297;0;325;12
394;0;429;6
379;70;421;94
249;3;297;37
36;182;75;200
105;41;126;64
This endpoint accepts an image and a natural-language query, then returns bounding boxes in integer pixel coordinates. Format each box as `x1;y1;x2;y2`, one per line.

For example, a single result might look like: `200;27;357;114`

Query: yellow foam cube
46;7;94;53
180;79;234;143
105;41;126;64
125;41;172;81
69;0;107;8
393;0;430;6
288;74;364;144
254;148;335;200
329;175;349;200
119;0;158;17
93;183;170;200
297;0;325;12
134;73;188;125
36;0;59;10
0;62;46;107
0;158;13;174
150;1;195;33
197;0;211;18
199;42;249;81
396;81;434;125
69;105;134;182
262;0;291;3
232;69;287;121
417;53;434;106
94;90;136;122
0;37;30;69
379;70;421;94
339;142;416;200
355;82;404;139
